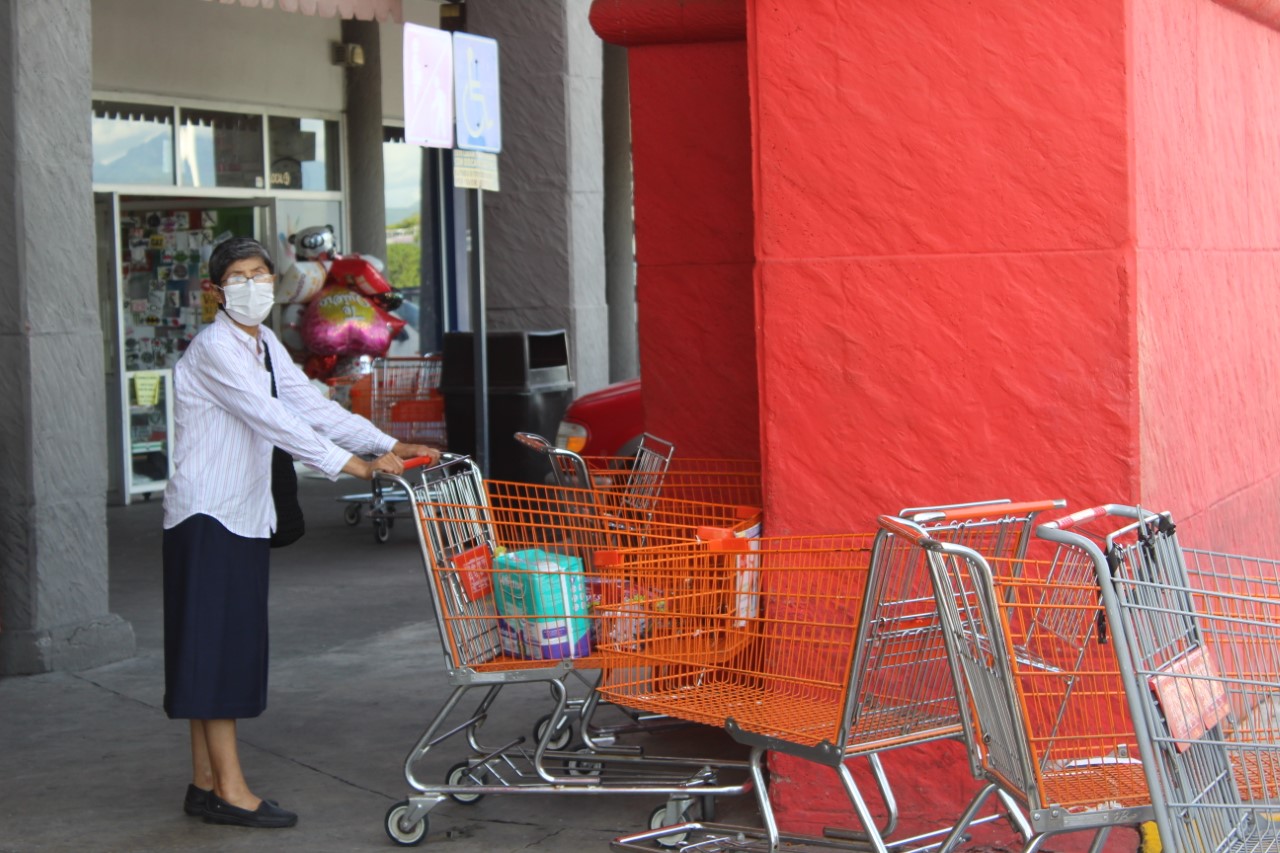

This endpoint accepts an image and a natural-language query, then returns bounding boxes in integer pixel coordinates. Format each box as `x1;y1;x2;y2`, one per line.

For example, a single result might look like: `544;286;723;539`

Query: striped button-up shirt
163;312;396;538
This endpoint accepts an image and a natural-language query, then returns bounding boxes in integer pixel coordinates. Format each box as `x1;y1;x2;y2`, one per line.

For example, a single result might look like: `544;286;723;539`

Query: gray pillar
0;0;135;674
467;0;609;395
342;18;387;259
603;43;637;383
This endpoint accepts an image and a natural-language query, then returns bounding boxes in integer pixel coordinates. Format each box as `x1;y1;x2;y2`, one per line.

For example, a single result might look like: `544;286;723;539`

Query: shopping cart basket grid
380;456;760;847
1049;505;1280;852
608;500;1068;853
876;514;1153;853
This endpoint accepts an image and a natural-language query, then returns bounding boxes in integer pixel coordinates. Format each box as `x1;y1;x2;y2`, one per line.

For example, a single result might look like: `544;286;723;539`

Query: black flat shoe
183;784;211;816
185;785;276;817
203;792;298;828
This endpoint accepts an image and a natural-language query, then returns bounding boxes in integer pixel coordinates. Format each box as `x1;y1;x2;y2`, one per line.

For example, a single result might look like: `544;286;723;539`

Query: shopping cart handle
402;455;439;470
1039;505;1111;531
514;431;554;452
1038;504;1165;531
876;514;935;545
912;499;1067;524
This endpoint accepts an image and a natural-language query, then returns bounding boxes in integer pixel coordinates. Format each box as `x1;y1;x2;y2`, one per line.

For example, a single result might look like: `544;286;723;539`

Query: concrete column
467;0;609;395
342;18;387;259
603;43;637;383
0;0;134;674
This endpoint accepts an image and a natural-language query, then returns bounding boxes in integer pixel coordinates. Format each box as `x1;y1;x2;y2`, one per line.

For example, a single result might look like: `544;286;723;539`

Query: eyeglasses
221;273;275;287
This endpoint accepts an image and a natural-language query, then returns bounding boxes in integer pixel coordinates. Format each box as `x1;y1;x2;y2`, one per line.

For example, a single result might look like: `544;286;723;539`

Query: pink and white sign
403;24;454;149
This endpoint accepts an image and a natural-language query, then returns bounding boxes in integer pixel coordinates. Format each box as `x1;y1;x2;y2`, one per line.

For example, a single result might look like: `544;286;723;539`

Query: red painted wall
1133;0;1280;554
597;0;1280;847
592;0;759;460
628;40;759;458
748;0;1136;847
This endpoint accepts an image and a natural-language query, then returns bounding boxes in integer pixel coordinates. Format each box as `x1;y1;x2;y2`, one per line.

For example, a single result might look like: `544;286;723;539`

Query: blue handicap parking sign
453;33;501;154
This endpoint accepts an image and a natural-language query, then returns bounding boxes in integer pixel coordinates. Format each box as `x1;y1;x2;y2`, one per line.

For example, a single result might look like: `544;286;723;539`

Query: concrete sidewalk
0;475;753;853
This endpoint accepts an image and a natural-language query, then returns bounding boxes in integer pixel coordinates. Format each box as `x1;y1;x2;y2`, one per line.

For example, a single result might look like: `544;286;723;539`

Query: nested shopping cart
600;500;1065;853
516;431;763;509
484;475;764;752
882;513;1154;853
1041;505;1280;852
337;356;447;542
379;456;759;847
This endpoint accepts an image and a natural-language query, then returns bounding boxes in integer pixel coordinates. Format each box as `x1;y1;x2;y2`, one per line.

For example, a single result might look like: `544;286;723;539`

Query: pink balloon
300;285;406;357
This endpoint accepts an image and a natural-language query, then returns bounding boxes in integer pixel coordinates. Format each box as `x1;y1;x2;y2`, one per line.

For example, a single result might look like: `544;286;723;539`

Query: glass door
99;194;276;504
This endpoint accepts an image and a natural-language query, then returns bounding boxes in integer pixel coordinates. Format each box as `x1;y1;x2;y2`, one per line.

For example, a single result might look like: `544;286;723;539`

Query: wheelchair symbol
461;45;494;143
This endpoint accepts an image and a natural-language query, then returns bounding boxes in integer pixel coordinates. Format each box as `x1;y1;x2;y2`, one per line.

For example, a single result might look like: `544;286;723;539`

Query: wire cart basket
336;356;447;542
602;499;1065;853
378;456;760;847
516;431;762;509
883;512;1154;853
1041;504;1280;853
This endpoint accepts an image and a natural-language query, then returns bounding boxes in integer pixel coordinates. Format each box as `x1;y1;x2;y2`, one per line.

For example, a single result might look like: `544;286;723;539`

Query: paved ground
0;475;757;853
0;475;1132;853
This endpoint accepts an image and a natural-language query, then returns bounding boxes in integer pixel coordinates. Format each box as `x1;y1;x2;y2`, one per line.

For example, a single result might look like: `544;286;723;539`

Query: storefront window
92;101;175;186
383;129;423;291
177;108;264;189
268;116;341;192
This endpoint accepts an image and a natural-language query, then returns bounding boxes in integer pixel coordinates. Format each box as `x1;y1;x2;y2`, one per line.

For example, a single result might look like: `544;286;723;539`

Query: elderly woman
163;237;437;828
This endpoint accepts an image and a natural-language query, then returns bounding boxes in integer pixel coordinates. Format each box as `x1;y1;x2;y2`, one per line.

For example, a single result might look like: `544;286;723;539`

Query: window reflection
92;101;175;186
269;117;341;192
382;132;423;290
177;109;264;189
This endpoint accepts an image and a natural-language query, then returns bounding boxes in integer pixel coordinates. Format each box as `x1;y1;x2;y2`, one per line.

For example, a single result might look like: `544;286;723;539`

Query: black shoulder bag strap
263;343;306;548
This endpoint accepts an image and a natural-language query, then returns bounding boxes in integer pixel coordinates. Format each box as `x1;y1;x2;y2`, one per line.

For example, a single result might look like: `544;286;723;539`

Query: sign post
401;25;500;476
453;33;501;476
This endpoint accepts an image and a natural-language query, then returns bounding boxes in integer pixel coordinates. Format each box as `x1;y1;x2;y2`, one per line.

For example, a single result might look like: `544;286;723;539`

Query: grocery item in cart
492;548;591;660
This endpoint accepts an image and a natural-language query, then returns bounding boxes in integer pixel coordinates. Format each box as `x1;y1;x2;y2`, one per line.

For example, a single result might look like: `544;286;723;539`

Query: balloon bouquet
273;225;406;397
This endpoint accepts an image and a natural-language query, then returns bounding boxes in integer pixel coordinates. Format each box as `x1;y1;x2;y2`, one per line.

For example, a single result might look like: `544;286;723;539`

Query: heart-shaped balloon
300;284;406;358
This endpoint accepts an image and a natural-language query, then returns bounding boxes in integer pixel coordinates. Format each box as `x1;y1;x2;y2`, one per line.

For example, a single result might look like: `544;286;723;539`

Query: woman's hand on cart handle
342;452;406;480
402;453;441;470
393;442;440;462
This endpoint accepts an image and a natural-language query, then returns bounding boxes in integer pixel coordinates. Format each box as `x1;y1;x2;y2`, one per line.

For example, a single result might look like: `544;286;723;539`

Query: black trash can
441;330;575;481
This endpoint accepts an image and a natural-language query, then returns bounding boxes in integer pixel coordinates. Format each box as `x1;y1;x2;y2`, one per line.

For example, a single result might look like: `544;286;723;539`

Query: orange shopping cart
515;431;763;510
882;513;1154;853
483;475;763;752
378;456;759;847
1036;504;1280;852
337;355;447;542
601;500;1065;853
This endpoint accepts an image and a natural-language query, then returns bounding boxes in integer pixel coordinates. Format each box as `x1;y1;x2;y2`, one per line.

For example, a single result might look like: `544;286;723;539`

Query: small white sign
453;151;500;192
403;24;454;149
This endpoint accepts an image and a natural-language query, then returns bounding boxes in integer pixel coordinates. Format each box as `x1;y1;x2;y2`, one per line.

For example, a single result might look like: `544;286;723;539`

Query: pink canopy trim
201;0;403;23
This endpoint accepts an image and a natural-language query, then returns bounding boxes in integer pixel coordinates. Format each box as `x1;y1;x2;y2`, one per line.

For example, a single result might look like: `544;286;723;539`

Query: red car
555;377;643;458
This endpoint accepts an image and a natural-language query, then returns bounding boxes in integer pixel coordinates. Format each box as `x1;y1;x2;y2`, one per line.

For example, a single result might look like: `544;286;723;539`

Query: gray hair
209;236;275;285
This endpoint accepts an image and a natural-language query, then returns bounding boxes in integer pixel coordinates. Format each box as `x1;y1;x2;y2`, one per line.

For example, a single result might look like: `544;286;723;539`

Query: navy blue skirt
163;514;271;719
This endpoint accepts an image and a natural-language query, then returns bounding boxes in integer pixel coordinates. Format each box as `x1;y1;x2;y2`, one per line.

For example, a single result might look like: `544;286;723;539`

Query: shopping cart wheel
384;801;427;846
445;761;488;804
533;713;574;751
373;518;392;543
648;802;693;848
343;503;361;525
565;747;603;777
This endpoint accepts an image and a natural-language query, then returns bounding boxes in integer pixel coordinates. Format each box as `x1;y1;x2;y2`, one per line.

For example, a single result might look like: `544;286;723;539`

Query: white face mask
220;280;275;326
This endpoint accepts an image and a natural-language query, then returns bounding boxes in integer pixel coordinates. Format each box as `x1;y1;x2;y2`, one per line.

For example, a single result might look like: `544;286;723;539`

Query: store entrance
95;193;276;505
